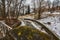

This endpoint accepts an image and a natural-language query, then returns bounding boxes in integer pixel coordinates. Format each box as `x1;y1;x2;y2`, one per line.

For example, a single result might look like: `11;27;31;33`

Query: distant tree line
31;0;60;19
0;0;60;20
0;0;31;20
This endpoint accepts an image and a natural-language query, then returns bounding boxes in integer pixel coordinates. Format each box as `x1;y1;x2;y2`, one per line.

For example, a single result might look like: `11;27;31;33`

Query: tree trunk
1;0;6;19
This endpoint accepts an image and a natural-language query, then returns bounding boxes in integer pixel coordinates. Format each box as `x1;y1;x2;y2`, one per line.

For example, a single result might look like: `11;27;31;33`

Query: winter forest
0;0;60;40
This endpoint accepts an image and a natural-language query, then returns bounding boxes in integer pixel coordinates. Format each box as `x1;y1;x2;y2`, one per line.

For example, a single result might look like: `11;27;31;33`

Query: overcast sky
25;0;32;5
26;0;54;5
25;0;54;8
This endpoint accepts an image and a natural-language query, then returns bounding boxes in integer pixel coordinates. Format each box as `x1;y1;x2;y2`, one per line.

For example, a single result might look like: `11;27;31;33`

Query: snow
38;14;60;39
18;12;60;39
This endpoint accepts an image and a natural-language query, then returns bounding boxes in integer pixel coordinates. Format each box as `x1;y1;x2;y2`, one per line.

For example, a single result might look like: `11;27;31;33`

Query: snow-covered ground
18;11;60;39
38;15;60;39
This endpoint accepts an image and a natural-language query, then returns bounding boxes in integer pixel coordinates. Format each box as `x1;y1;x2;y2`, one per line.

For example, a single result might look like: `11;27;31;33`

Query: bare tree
26;5;30;14
5;0;26;19
52;0;60;11
32;0;36;14
0;1;2;18
1;0;6;19
47;0;51;12
37;0;44;19
31;0;45;19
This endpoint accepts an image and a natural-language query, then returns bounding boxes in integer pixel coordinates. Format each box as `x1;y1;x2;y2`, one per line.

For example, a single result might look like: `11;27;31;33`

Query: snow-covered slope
38;16;60;39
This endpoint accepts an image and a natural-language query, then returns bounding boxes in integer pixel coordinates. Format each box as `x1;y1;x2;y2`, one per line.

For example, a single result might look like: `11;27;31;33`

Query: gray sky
25;0;32;5
25;0;54;8
26;0;54;5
